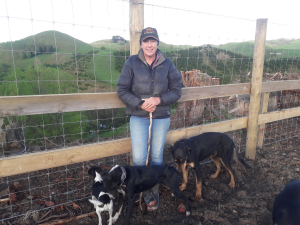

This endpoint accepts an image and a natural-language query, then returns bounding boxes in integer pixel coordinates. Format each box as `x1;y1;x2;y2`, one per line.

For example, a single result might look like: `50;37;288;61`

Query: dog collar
120;166;126;184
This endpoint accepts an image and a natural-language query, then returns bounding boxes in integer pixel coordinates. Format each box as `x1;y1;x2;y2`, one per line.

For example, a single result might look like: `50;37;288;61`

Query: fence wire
0;0;300;224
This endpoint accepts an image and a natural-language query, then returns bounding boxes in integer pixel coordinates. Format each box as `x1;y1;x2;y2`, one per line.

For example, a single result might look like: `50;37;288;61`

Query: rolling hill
0;31;94;67
219;38;300;58
1;30;299;97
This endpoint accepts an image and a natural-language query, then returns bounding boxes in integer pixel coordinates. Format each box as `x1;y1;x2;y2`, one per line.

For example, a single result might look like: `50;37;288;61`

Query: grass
99;122;130;139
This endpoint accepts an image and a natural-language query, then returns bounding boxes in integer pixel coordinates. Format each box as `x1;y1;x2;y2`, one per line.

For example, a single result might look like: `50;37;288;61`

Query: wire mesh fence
0;0;300;223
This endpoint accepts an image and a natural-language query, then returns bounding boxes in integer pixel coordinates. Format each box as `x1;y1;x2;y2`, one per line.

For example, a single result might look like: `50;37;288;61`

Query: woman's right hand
141;103;156;113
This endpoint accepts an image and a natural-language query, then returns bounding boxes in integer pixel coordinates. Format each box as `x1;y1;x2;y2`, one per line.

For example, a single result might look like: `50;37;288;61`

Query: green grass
99;122;130;139
86;55;120;86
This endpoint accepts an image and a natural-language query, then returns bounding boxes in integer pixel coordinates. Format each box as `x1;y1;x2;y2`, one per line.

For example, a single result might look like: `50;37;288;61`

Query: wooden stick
39;212;96;225
37;213;69;224
0;198;10;202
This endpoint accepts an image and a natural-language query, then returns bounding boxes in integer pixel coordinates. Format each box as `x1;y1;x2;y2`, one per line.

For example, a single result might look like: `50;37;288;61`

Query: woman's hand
141;104;156;113
142;97;161;109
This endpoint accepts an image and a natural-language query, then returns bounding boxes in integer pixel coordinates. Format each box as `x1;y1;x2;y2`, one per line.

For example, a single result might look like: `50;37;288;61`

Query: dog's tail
234;145;251;169
89;199;104;207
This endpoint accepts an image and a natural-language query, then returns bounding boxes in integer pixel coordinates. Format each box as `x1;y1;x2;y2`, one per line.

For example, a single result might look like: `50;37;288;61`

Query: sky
0;0;299;46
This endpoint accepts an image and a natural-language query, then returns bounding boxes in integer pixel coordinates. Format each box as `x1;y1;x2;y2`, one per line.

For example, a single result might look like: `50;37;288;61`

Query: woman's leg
148;117;170;211
130;116;155;206
130;116;149;166
150;117;170;166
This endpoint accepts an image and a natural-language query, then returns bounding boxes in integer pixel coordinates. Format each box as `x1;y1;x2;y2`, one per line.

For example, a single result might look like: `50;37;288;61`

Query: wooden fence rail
1;81;300;117
0;83;300;177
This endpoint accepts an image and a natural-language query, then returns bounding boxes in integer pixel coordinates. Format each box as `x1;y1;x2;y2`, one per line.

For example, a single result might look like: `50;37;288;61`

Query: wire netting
0;0;300;223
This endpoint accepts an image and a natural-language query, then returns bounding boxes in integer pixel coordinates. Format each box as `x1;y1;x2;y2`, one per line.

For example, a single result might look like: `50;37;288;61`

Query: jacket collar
138;49;166;69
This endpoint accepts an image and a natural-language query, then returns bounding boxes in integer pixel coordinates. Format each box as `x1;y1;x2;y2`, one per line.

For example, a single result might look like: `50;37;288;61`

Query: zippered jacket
117;49;182;117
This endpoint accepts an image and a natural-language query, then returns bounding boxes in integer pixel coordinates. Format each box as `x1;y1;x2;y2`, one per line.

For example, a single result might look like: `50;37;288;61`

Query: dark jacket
117;49;182;117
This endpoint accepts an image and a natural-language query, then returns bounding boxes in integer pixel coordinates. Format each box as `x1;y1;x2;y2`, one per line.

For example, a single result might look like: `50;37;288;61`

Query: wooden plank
180;83;250;102
0;117;248;177
245;18;268;159
0;93;125;117
258;107;300;125
165;117;248;145
0;138;132;178
257;92;270;147
0;84;251;117
262;80;300;93
2;81;299;118
130;0;144;56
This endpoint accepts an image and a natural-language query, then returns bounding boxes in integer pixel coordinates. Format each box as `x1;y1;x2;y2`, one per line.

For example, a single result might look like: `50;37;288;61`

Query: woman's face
141;38;158;59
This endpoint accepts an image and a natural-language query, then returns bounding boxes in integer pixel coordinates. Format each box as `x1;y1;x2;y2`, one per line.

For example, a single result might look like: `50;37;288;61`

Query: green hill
91;39;193;54
0;31;94;67
1;31;300;97
219;38;300;58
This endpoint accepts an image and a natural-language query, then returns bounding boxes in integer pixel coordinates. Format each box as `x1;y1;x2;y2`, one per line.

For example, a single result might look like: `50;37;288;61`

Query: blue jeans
130;115;170;166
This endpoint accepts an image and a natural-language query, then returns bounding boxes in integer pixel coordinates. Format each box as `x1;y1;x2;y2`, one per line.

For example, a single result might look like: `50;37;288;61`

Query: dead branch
0;198;10;202
39;212;96;225
37;213;69;224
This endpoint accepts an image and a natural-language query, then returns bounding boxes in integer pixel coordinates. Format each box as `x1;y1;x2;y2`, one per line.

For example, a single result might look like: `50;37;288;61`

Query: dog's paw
179;185;186;191
210;174;218;179
194;195;202;201
228;182;235;189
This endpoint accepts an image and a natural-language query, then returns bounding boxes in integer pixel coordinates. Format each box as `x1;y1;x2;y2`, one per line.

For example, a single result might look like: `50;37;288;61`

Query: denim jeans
130;115;170;166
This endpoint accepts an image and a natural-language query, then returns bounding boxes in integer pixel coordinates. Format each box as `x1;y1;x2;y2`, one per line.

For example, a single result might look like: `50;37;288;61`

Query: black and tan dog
169;132;251;200
100;164;191;225
273;179;300;225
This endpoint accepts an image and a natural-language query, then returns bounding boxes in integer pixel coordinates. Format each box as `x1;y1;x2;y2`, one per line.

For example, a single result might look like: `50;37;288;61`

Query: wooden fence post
257;92;270;147
245;19;268;159
129;0;144;165
130;0;144;56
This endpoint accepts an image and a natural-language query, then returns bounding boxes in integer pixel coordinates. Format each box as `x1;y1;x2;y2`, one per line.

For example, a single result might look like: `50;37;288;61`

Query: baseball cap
140;27;159;44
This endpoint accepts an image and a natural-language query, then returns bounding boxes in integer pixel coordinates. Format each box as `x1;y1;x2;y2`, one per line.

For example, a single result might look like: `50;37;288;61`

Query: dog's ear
88;166;104;178
168;145;174;153
100;170;110;181
185;146;191;155
88;166;97;177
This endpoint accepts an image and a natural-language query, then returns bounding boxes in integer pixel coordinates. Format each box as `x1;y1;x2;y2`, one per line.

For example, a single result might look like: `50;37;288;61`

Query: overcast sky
0;0;299;46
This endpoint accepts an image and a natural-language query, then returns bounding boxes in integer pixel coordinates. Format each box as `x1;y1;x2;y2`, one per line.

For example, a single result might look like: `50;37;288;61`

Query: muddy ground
2;134;299;225
71;136;299;225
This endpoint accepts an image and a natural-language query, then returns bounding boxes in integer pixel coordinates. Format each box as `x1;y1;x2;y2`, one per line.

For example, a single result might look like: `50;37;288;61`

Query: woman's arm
159;61;182;106
117;58;143;110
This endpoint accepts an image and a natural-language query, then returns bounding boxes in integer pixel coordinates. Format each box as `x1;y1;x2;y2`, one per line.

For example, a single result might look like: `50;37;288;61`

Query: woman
117;27;182;210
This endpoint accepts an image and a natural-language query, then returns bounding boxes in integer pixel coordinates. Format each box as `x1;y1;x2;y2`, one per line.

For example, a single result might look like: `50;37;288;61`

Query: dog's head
88;166;104;183
100;165;124;199
169;139;192;171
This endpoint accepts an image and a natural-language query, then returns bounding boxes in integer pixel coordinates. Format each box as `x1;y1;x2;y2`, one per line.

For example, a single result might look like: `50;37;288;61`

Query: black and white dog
88;166;124;225
100;164;191;225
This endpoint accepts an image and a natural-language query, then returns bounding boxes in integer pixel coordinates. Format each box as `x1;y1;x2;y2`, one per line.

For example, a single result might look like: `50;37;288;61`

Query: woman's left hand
143;97;161;109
